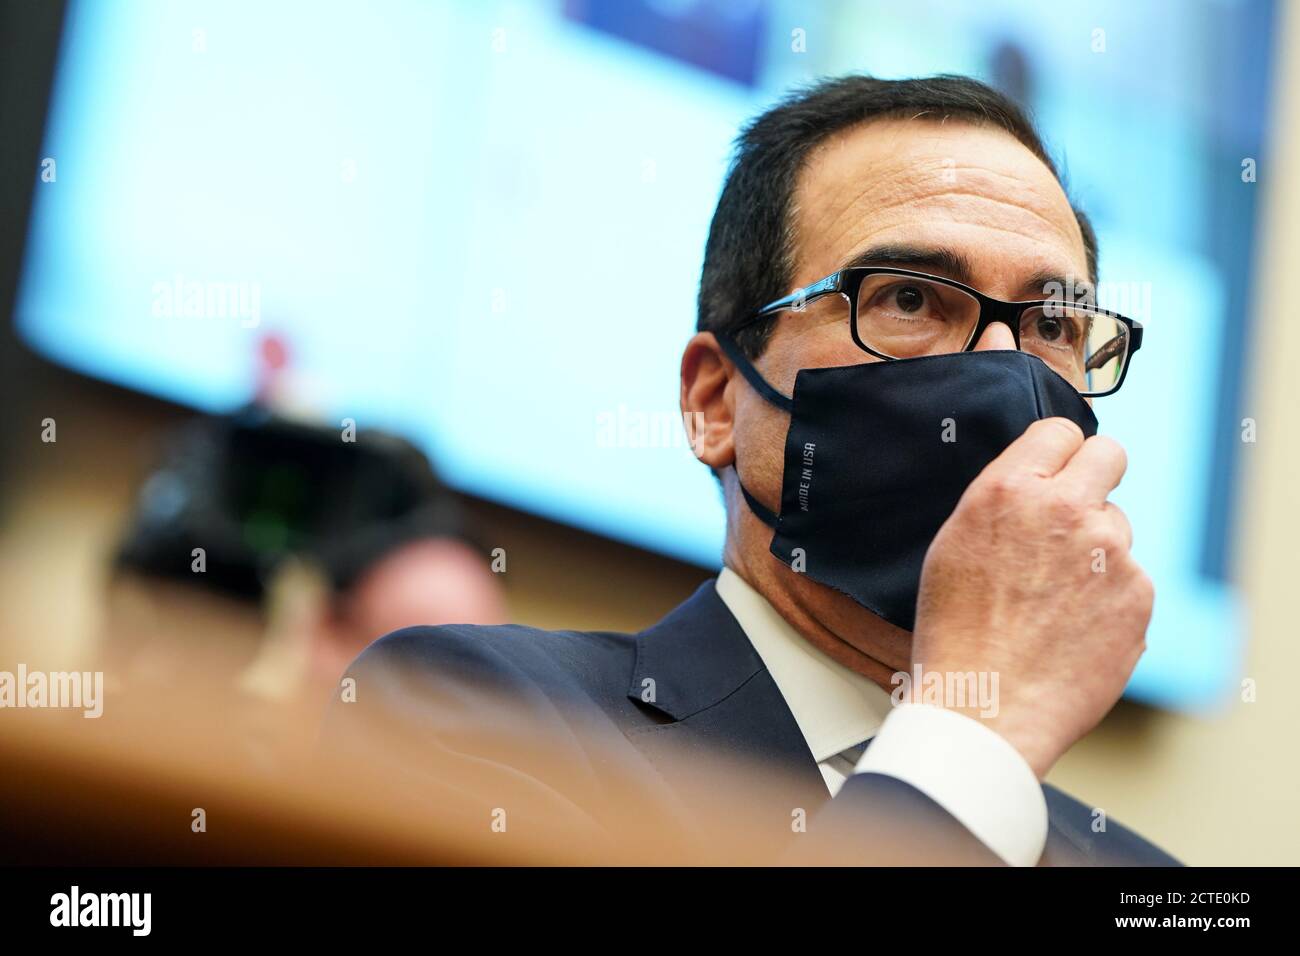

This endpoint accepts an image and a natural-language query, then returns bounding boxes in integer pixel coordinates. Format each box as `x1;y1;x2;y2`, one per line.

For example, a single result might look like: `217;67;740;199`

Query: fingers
989;417;1086;480
1056;434;1127;503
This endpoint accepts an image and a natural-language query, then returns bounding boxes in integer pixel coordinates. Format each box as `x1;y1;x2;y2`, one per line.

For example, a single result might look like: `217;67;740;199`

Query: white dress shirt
714;566;1048;866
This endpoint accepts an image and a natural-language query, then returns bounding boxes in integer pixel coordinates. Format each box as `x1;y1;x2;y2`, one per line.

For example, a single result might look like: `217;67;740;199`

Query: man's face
729;117;1092;516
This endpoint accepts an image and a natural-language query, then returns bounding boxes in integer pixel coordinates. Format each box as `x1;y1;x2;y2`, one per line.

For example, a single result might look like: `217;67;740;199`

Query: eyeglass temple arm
744;272;844;325
1086;334;1126;371
1083;318;1143;371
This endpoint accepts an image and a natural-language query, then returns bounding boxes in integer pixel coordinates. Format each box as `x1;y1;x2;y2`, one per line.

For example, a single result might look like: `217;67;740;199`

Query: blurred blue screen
16;0;1266;711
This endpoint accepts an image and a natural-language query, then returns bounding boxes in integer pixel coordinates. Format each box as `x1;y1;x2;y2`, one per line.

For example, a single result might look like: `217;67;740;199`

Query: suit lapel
623;580;830;812
618;581;1121;865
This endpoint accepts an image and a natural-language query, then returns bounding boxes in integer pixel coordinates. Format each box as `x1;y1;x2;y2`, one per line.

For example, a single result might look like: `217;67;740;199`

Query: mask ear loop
714;333;794;413
713;334;789;530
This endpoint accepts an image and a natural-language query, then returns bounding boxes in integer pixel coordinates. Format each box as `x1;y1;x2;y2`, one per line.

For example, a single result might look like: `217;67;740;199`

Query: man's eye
1032;314;1078;346
892;285;927;313
859;278;969;335
871;283;941;321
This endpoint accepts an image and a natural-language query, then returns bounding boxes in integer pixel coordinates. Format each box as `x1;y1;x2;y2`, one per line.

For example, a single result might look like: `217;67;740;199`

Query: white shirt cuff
852;702;1048;866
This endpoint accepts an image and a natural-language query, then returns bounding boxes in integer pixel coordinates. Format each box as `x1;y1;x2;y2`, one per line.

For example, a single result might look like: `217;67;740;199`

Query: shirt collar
714;567;895;763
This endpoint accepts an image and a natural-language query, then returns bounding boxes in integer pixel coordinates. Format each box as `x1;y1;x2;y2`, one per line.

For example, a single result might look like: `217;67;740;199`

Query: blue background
15;0;1274;710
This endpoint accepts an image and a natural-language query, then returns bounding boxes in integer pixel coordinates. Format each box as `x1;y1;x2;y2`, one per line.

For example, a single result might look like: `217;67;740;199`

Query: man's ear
680;332;736;470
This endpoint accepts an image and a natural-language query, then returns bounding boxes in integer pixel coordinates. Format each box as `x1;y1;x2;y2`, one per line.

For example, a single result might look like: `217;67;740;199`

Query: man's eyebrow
839;244;975;286
839;245;1083;300
1019;269;1080;301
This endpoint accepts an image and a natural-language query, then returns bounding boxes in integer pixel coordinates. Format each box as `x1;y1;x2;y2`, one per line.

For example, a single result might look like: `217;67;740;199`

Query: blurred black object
0;1;66;511
116;406;470;601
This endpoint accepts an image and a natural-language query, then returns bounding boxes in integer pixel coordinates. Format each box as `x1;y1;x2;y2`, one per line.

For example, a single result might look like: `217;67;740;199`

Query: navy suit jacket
333;579;1180;866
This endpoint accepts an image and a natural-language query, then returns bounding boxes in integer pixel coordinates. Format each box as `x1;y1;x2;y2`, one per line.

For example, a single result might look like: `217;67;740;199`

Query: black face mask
716;336;1098;631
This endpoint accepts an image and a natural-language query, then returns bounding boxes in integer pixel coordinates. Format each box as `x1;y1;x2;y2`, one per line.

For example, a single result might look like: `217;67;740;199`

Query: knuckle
1125;570;1156;614
1105;505;1133;541
1045;489;1085;525
1091;532;1122;557
1088;521;1126;555
972;470;1019;506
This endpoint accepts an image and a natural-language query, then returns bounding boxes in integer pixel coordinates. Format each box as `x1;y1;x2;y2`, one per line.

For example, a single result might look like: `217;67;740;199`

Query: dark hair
696;74;1098;357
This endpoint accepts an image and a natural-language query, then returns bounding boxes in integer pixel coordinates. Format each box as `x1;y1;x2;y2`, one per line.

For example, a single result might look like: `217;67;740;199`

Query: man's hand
911;417;1153;779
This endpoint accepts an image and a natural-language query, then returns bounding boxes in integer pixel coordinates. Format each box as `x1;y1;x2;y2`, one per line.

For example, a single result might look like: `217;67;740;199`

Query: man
335;75;1178;866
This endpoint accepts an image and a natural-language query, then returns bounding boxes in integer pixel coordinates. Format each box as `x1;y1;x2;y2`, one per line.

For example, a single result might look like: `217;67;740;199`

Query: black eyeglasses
735;267;1143;397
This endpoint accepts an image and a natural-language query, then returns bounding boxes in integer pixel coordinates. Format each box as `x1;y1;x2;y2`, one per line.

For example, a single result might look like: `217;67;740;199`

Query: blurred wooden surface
0;648;859;866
